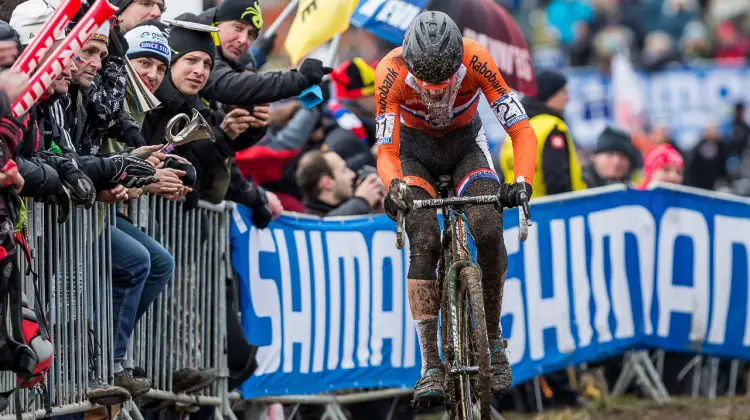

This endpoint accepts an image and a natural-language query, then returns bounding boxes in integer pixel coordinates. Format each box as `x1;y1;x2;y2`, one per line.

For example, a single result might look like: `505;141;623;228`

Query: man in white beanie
124;22;170;108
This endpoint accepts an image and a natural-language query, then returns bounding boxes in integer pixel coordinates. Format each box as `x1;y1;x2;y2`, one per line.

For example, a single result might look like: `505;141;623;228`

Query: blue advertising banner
351;0;429;45
232;185;750;398
564;65;750;150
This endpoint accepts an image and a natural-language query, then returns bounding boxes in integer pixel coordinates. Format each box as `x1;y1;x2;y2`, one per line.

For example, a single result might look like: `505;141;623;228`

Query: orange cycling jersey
374;38;538;189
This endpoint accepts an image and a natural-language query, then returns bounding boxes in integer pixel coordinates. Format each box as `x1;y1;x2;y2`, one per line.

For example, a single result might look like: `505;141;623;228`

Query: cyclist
375;11;537;406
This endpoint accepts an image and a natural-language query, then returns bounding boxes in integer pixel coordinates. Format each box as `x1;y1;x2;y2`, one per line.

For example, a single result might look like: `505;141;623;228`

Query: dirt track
413;396;750;420
499;396;750;420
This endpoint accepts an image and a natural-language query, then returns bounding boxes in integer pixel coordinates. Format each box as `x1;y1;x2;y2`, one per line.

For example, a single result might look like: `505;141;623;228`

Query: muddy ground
415;396;750;420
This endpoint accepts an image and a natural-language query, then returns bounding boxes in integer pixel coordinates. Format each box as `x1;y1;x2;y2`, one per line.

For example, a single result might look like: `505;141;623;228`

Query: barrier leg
729;360;740;397
691;356;702;398
611;353;635;396
708;358;719;399
533;376;543;412
630;357;662;403
321;401;346;420
636;352;670;402
385;398;397;420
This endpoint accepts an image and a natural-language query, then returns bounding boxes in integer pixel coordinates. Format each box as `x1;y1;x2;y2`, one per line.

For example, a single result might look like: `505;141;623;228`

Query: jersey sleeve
465;40;538;184
374;55;404;188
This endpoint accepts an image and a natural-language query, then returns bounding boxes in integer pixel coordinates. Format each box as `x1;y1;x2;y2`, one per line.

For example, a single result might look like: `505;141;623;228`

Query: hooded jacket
197;8;315;107
141;72;266;208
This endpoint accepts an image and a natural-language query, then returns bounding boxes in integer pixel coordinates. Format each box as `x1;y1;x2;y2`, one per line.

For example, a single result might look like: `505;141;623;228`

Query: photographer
296;149;385;217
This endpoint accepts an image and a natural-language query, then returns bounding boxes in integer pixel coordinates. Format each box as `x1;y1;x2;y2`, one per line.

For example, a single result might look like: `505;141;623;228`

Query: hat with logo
125;22;170;66
10;0;65;47
212;0;263;33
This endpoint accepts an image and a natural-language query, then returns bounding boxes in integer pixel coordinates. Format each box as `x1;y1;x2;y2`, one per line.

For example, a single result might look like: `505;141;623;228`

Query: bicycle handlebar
395;179;532;249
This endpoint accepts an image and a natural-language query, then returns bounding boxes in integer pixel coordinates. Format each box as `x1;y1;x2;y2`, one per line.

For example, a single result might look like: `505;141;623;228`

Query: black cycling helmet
402;11;463;84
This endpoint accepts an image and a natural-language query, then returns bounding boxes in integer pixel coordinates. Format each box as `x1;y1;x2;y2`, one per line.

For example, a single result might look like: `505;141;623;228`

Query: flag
611;52;645;135
284;0;358;66
351;0;428;45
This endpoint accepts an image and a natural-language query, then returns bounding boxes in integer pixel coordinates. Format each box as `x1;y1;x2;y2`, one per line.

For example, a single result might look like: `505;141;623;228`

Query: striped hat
330;58;376;100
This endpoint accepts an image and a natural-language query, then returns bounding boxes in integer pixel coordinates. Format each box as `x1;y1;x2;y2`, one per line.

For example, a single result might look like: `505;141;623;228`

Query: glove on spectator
107;155;158;188
298;58;333;87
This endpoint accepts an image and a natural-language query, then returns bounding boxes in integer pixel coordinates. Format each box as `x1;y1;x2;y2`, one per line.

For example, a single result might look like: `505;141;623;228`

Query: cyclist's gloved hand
499;182;533;208
107;155;159;188
298;58;333;87
384;179;413;222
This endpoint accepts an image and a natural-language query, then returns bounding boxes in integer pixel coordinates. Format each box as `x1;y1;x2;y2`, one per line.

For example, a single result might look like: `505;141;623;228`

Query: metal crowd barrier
0;197;233;420
127;196;234;419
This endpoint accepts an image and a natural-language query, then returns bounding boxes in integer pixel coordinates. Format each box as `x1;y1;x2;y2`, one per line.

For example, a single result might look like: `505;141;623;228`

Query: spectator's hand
355;174;386;209
298;58;333;87
163;156;197;187
221;108;255;140
107;155;159;188
266;190;283;219
145;168;185;197
254;32;277;56
0;160;20;188
46;185;72;223
108;24;129;58
249;105;271;128
131;144;164;162
0;41;19;67
63;171;96;209
127;187;144;200
12;170;24;192
0;70;30;103
98;185;129;203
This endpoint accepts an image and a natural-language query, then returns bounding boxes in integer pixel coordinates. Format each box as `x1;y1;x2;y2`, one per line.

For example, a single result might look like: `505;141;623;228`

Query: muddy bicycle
395;175;531;420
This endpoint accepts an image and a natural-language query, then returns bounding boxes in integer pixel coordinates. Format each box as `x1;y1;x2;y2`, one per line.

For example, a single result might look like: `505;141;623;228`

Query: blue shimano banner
351;0;429;45
232;185;750;398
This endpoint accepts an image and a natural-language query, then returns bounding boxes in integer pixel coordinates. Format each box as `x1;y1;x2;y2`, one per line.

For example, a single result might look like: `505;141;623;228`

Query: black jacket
198;9;314;107
142;73;265;207
39;94;127;190
304;197;372;218
85;51;145;148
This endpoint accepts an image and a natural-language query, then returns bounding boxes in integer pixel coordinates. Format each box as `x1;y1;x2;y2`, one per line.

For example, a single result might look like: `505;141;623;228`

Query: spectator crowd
0;0;749;418
536;0;749;71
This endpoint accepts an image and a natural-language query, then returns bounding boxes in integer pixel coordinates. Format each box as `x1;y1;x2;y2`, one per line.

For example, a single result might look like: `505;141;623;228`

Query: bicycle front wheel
455;266;491;420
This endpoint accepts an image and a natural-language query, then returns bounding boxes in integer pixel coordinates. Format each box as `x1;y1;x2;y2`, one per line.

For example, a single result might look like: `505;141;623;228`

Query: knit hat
638;144;684;189
535;69;567;103
126;23;170;66
9;0;64;47
89;18;112;44
168;14;218;69
330;58;375;100
595;126;641;167
213;0;263;33
110;0;135;15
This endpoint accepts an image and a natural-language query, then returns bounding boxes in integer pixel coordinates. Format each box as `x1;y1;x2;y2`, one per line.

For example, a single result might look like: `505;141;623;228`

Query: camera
355;165;377;187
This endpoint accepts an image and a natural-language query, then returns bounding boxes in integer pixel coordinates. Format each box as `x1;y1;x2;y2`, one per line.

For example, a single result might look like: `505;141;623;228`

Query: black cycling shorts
400;116;499;196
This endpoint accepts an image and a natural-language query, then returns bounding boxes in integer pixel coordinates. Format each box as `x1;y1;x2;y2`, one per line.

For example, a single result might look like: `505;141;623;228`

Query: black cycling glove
107;155;158;188
498;182;533;208
383;179;413;222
